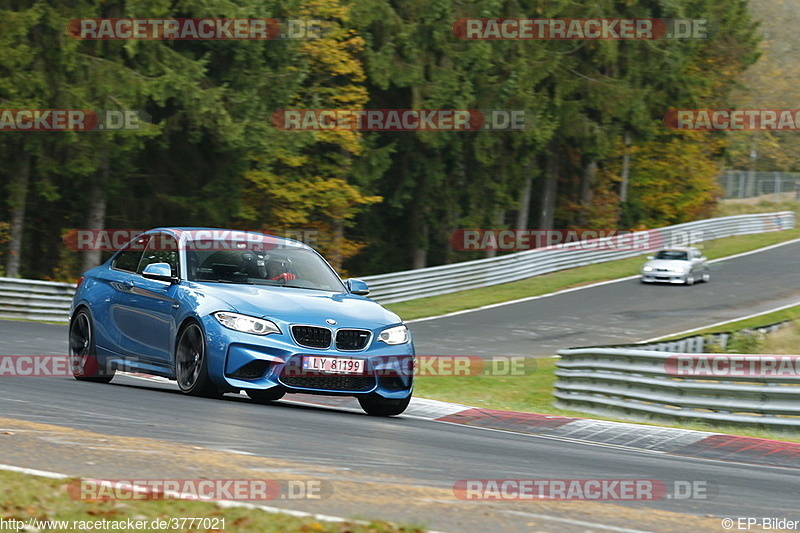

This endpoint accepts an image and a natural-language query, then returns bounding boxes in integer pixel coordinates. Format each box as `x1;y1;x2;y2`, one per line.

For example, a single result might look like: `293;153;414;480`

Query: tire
175;322;219;397
357;393;411;417
684;273;695;286
702;270;711;283
69;308;114;383
246;388;286;403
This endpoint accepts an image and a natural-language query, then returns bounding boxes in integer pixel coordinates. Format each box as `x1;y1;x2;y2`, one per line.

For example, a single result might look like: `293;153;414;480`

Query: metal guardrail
554;322;800;428
362;211;796;303
0;211;795;322
0;277;77;322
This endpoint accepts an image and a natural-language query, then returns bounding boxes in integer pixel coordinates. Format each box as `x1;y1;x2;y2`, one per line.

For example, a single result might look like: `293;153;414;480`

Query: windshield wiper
280;284;339;291
193;278;253;284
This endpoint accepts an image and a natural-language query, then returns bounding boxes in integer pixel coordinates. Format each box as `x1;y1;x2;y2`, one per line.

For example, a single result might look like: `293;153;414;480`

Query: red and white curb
422;402;800;468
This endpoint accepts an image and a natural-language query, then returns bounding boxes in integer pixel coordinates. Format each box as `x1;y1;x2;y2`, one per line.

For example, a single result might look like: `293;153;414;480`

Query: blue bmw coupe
68;228;414;416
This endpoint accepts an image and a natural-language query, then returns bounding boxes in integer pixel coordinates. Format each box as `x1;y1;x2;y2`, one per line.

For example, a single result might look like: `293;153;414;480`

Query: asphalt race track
0;241;799;531
0;375;799;532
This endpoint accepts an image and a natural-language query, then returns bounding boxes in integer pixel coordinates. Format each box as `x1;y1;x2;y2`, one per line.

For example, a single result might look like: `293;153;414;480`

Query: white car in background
640;247;710;285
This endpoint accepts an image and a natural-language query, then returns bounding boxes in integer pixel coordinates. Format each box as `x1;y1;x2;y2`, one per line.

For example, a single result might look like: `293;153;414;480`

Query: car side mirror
142;262;179;284
346;278;370;296
647;255;654;260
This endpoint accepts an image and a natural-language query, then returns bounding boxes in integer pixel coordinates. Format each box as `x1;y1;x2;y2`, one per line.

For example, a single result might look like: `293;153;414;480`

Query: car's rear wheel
69;309;114;383
358;393;411;416
175;322;219;397
246;388;286;403
702;270;711;283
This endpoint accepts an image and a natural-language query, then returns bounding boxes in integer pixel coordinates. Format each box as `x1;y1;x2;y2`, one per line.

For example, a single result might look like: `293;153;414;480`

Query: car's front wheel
175;322;219;397
69;308;114;383
684;273;695;286
246;388;286;403
358;393;411;416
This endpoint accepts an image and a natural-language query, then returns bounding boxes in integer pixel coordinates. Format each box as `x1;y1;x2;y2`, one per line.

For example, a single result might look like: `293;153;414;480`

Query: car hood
644;259;689;270
192;283;402;328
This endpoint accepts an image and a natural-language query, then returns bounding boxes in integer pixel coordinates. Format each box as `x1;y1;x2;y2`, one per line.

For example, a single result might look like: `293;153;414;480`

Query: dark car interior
655;250;689;261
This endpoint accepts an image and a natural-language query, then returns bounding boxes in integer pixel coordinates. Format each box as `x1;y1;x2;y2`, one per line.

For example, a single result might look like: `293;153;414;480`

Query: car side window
137;234;180;277
112;235;150;273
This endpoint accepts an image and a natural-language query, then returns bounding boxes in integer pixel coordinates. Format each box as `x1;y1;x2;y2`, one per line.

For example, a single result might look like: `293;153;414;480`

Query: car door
697;249;709;278
88;235;149;356
690;249;703;276
112;233;181;364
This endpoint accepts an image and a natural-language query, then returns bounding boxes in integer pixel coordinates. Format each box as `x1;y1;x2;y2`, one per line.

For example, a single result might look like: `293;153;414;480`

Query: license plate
302;356;364;374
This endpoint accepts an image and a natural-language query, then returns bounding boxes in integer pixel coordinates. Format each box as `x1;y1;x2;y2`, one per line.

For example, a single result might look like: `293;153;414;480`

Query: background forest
0;0;787;281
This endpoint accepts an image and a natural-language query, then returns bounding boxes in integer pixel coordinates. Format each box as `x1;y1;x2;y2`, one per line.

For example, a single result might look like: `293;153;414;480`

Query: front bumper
640;272;688;284
201;315;414;399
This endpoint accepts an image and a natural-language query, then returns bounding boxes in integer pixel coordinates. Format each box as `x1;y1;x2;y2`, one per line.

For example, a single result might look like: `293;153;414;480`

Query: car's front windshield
186;242;345;292
655;250;688;261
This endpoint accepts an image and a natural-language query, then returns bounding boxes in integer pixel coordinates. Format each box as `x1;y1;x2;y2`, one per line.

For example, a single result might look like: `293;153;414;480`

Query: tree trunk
746;138;758;198
577;158;597;227
411;207;428;269
408;143;428;270
80;159;109;274
5;152;31;278
539;148;559;230
328;218;345;270
516;158;534;230
485;208;505;258
619;131;631;203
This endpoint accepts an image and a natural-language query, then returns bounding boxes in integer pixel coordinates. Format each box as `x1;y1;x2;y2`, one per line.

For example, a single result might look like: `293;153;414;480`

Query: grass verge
388;228;800;321
0;469;421;533
655;303;800;341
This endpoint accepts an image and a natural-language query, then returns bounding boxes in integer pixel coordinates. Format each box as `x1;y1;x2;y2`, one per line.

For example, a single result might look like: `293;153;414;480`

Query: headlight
214;312;280;336
378;325;409;345
642;266;653;272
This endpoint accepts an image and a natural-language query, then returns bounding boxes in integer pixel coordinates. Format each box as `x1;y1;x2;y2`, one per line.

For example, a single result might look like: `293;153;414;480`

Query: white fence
720;170;800;200
0;211;795;322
